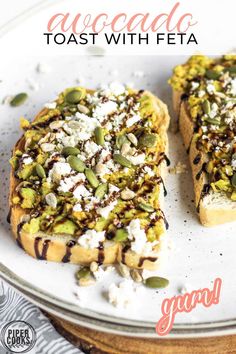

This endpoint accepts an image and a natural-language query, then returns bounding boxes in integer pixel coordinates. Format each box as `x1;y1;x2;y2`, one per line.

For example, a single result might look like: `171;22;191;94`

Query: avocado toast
9;83;170;269
169;55;236;226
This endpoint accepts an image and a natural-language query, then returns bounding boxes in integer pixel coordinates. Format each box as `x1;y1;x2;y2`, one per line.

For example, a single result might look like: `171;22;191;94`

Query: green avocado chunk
23;218;40;234
20;188;37;209
53;219;77;234
18;164;34;180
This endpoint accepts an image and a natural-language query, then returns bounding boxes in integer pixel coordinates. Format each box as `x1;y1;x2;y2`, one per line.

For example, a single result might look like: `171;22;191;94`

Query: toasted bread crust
9;90;170;269
173;88;236;226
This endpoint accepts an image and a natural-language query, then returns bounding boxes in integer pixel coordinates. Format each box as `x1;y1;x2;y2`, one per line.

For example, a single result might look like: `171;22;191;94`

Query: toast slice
9;83;170;269
169;55;236;226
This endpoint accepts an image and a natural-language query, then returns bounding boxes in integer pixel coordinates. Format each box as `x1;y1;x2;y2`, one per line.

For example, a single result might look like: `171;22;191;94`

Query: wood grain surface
46;313;236;354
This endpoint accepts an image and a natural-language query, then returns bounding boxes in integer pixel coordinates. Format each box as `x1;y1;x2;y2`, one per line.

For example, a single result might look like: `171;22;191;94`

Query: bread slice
9;85;170;269
171;55;236;226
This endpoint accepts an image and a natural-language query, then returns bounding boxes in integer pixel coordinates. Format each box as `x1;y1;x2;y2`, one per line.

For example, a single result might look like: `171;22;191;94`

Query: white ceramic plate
1;53;236;338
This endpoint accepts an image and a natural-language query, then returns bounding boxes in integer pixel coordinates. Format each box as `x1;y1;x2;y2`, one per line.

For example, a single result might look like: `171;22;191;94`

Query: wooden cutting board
47;313;236;354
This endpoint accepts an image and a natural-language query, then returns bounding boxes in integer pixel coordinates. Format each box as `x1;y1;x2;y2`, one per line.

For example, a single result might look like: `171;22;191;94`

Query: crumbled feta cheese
127;153;146;165
58;174;85;193
112;113;126;130
198;90;205;98
84;141;101;158
109;184;120;194
230;78;236;95
143;166;155;177
78;230;105;249
127;219;147;254
109;82;126;96
126;114;141;128
22;154;33;165
191;82;199;90
73;112;100;141
108;279;137;308
44;102;57;109
232;156;236;168
206;83;215;94
48;162;71;183
93;101;118;121
84;196;99;211
93;266;114;281
73;203;82;212
73;185;91;199
97;200;117;218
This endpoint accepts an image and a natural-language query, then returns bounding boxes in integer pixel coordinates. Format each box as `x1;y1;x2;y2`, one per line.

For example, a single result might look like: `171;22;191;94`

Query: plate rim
2;263;236;338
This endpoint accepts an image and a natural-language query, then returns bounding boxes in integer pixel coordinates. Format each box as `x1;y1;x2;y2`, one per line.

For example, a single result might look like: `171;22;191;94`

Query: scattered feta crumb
126;114;141;128
73;203;82;212
133;70;144;78
48;162;71;183
78;230;105;249
36;62;51;74
58;173;85;193
97;200;117;218
108;279;137;308
127;153;146;165
22;154;33;165
73;185;91;200
93;266;115;281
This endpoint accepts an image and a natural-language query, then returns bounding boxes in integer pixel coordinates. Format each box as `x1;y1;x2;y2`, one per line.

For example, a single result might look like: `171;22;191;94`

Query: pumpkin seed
65;90;82;104
127;133;138;146
144;276;169;289
205;70;221;80
95;183;108;199
10;93;28;107
76;267;90;279
204;116;221;125
35;164;46;179
118;263;130;278
62;146;80;156
113;154;133;168
224;66;236;74
68;156;86;172
116;135;129;149
79;277;96;287
95;127;105;146
138;202;154;213
113;228;129;242
85;168;99;188
130;269;143;283
231;173;236;188
139;133;157;148
202;100;210;114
